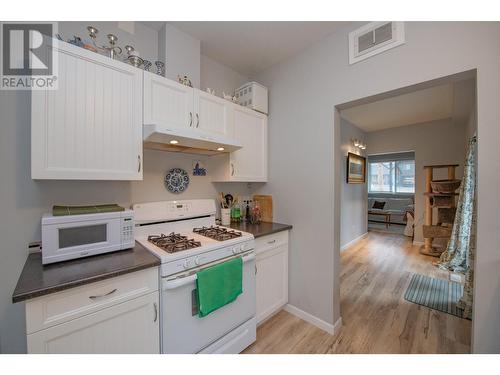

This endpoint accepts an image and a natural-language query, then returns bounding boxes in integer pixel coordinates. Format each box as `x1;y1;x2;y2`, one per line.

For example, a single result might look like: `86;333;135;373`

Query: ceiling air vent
349;22;405;65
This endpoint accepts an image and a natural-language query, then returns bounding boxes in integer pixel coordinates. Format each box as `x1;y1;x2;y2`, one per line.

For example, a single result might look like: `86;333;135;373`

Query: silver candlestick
105;34;122;59
86;26;122;59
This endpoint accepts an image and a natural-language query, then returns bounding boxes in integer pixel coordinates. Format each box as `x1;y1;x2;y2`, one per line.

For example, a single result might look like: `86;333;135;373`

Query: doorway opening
334;70;477;353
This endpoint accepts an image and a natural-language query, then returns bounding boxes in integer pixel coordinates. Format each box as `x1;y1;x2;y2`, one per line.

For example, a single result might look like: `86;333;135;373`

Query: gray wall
58;21;245;94
200;55;249;96
254;21;500;352
366;118;466;243
465;102;478;142
340;118;367;249
158;24;201;88
0;22;257;353
58;22;159;62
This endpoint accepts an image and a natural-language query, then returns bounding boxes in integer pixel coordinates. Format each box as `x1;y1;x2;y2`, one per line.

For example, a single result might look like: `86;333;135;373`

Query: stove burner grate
193;226;243;241
148;232;202;253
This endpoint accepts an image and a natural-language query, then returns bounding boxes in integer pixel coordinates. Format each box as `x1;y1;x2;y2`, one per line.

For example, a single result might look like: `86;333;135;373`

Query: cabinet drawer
255;231;289;255
27;292;160;354
26;267;158;334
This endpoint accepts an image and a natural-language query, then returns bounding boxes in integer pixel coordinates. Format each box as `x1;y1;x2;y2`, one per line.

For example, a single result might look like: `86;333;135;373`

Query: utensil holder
221;208;231;226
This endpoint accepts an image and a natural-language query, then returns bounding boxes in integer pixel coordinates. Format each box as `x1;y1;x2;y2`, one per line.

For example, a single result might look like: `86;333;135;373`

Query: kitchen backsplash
31;149;261;239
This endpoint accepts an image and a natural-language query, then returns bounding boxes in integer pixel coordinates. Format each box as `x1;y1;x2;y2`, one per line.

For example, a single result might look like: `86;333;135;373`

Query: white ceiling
340;84;458;132
141;21;349;76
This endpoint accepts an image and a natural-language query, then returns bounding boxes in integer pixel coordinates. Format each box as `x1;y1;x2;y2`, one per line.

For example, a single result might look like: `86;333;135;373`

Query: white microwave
41;210;135;265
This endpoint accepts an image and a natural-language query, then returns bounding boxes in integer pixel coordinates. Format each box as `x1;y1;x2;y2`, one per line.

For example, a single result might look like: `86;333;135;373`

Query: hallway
244;232;471;353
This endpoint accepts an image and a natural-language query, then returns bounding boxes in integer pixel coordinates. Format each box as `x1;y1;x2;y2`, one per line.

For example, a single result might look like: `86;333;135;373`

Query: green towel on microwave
196;257;243;318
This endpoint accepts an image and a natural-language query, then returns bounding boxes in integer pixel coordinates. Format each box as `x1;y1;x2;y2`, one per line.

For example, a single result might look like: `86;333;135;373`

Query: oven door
161;251;256;354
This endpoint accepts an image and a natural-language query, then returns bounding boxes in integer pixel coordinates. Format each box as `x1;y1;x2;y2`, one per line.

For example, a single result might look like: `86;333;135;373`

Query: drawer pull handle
267;239;276;244
189;112;193;127
153;302;158;322
89;288;117;300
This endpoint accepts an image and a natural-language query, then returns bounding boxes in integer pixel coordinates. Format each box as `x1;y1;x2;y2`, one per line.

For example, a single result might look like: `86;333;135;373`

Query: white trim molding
284;304;343;336
341;232;368;251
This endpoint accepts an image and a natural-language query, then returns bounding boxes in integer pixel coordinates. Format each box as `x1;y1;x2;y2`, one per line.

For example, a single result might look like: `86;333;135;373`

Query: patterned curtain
437;136;477;319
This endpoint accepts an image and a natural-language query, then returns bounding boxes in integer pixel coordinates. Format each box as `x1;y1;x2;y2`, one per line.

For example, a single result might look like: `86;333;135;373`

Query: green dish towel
53;204;125;216
196;257;243;318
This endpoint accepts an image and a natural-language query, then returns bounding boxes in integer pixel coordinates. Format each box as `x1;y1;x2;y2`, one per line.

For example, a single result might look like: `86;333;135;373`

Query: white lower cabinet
255;231;289;324
26;268;160;354
28;292;159;354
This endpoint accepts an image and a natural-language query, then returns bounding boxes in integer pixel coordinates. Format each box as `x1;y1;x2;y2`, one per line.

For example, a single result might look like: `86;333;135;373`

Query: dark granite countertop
229;221;292;238
12;242;160;303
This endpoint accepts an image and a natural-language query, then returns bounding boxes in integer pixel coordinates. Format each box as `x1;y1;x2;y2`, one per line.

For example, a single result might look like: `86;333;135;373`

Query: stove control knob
232;247;238;255
240;244;247;252
194;257;201;266
183;259;192;269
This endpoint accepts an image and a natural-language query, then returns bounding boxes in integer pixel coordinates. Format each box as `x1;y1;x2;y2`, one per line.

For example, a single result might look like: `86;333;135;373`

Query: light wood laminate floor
243;231;471;354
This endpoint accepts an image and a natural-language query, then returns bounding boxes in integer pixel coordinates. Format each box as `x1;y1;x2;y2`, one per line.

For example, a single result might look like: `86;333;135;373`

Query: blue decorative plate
165;168;189;194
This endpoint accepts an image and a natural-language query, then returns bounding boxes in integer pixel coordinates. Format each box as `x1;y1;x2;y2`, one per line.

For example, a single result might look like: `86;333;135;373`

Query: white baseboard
340;232;368;251
283;304;343;336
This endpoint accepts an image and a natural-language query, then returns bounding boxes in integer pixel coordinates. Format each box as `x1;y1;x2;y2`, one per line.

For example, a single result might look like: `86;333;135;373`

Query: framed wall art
346;152;366;184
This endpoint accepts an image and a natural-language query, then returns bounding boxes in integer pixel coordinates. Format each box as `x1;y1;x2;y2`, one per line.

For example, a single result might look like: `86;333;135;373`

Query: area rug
404;273;469;319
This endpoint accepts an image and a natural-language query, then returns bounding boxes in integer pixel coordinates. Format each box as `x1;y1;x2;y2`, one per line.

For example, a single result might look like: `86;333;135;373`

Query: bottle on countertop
244;200;252;223
251;201;261;224
231;203;241;223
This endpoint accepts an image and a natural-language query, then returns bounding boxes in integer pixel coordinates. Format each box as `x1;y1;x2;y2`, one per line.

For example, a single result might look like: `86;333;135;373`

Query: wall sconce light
351;139;367;150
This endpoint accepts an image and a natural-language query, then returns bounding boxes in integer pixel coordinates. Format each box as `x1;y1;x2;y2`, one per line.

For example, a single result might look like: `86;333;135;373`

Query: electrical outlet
28;241;42;253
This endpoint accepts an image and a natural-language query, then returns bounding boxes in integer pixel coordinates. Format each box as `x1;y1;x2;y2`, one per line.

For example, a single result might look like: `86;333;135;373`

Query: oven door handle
163;253;255;290
164;273;198;290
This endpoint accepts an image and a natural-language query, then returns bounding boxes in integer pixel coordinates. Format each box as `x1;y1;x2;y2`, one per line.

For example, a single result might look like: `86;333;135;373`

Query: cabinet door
255;244;288;324
143;71;194;130
193;89;233;136
230;107;268;182
31;41;143;180
27;292;160;354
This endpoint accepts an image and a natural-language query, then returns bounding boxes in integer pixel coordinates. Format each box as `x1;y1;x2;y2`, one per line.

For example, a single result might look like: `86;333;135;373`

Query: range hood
143;124;242;156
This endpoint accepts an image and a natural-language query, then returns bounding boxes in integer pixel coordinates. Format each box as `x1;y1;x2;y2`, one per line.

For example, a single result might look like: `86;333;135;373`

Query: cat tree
421;164;460;257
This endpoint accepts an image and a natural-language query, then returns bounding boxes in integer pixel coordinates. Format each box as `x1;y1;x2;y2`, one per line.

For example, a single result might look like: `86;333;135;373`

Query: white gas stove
132;199;256;354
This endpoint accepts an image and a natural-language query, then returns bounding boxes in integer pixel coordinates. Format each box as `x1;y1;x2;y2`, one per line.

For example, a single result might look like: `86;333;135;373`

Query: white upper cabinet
210;105;268;182
193;89;233;137
143;77;232;137
31;41;143;180
230;106;268;182
143;72;194;130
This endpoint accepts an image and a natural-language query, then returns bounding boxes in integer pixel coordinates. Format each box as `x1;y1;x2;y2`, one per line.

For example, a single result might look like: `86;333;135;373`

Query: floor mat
404;273;469;320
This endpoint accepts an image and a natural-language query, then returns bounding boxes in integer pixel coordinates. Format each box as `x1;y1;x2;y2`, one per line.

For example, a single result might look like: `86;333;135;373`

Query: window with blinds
368;152;415;194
